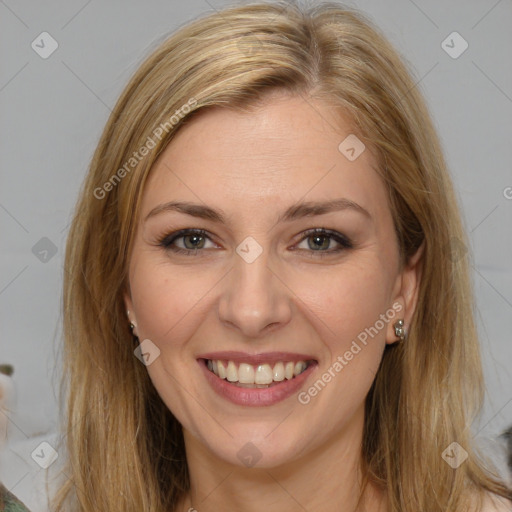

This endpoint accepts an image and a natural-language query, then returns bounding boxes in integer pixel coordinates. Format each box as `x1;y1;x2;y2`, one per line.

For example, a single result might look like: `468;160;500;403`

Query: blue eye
158;228;352;257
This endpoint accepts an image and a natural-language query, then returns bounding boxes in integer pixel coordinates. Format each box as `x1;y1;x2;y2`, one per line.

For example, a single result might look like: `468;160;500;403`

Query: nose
218;246;292;339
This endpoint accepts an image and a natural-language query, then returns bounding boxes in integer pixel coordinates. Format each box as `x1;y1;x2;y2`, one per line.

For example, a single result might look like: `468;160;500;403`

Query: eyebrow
145;198;372;224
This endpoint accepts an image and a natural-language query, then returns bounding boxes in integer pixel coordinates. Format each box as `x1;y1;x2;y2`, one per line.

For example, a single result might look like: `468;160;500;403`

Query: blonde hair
53;1;512;510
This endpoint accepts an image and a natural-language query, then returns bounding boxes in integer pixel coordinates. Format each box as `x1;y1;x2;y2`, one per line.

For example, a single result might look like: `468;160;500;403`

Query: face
125;92;421;469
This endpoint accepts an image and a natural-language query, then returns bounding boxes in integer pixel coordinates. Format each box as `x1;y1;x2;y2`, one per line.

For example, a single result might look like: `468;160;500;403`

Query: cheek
129;258;219;343
292;256;394;349
130;249;394;349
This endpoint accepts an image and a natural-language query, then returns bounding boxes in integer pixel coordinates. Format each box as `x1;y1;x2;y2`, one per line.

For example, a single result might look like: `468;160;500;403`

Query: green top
0;483;31;512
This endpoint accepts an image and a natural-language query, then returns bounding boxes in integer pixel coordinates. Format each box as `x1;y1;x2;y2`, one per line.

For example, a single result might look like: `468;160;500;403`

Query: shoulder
479;492;512;512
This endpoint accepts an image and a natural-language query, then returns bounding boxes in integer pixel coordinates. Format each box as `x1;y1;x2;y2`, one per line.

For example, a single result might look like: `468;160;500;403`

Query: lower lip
198;359;317;407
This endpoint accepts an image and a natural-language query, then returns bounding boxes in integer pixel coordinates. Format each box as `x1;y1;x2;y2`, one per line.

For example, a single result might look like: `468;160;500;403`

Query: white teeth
238;363;255;384
226;361;238;382
217;360;226;379
206;358;311;385
255;364;273;385
285;362;294;380
273;362;285;381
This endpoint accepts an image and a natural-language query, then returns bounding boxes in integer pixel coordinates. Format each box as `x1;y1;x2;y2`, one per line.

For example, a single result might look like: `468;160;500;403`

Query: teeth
238;363;255;384
255;364;273;385
217;360;226;379
294;361;307;376
285;362;294;380
226;361;238;382
206;358;311;385
273;362;285;381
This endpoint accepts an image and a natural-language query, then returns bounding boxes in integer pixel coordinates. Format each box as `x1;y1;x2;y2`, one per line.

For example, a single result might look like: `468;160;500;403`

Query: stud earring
127;310;137;335
394;319;405;342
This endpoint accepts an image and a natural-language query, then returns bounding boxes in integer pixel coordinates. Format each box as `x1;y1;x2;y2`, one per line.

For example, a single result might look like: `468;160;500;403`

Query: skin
124;92;423;512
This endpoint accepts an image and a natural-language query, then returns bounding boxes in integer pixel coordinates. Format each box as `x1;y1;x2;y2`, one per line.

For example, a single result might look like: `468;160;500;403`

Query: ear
124;290;139;338
386;241;425;345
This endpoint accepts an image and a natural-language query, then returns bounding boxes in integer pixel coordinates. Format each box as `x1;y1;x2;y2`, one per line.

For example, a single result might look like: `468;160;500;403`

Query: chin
221;435;306;469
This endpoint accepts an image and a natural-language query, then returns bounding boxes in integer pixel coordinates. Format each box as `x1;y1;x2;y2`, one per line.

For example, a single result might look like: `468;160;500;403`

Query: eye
158;229;217;256
158;227;353;258
294;228;353;258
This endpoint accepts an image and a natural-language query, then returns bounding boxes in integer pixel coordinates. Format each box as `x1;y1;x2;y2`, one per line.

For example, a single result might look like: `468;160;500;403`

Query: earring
394;319;405;342
127;310;137;337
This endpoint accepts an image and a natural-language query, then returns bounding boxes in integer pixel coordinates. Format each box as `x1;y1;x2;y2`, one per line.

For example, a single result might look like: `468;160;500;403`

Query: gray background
1;0;511;510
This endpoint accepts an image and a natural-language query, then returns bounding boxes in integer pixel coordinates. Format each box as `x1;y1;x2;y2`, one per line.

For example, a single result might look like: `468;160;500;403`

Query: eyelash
157;228;353;258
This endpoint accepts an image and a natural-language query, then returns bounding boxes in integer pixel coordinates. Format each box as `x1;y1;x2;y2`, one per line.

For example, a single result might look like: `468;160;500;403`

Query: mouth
201;358;316;388
197;352;318;406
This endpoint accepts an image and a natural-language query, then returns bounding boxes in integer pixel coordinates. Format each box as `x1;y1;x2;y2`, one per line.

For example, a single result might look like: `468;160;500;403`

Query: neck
176;406;385;512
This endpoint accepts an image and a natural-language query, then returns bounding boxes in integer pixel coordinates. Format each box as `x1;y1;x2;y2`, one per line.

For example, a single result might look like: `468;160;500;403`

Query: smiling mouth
201;358;317;388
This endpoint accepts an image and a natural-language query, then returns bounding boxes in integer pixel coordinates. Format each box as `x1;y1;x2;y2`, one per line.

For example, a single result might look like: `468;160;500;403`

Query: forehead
140;94;389;225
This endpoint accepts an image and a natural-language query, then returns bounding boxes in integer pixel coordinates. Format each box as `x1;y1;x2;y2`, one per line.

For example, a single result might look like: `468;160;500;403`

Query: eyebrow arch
145;198;372;224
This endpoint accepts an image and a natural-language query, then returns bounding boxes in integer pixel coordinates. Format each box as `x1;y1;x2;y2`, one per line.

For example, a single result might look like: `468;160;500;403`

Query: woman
52;1;512;510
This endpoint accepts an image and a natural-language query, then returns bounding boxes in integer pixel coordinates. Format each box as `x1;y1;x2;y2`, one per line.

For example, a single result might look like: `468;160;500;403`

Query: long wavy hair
52;1;512;510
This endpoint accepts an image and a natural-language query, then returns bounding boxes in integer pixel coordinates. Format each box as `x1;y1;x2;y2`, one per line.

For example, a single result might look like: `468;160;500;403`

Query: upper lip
197;351;317;365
